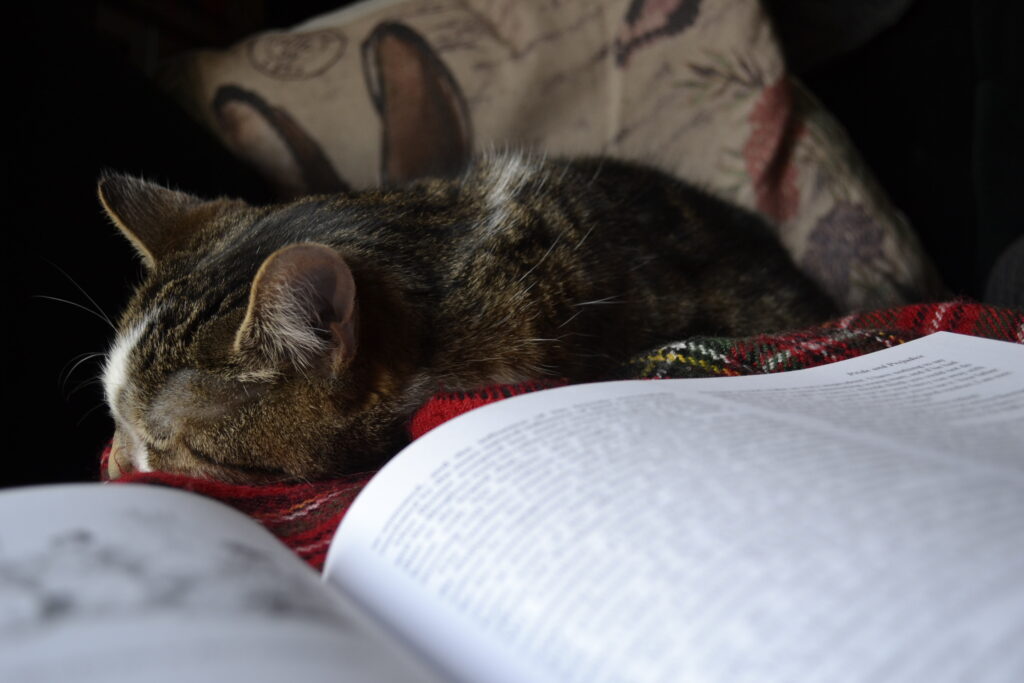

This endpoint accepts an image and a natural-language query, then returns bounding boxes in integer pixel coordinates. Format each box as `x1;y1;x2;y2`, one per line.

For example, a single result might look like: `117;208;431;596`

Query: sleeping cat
101;153;834;483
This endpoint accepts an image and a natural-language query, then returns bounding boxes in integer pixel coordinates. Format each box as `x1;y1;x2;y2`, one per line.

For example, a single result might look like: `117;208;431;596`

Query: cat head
99;175;410;483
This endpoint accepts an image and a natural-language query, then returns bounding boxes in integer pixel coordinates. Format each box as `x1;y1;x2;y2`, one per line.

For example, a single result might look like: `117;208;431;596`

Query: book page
326;333;1024;683
0;484;440;683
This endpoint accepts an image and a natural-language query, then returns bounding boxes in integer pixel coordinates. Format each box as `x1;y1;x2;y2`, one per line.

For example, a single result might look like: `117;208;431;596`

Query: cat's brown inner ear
97;174;205;268
235;243;358;373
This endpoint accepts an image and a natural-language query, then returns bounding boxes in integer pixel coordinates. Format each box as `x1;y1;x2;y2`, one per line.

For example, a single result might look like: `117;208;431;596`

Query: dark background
6;0;1021;487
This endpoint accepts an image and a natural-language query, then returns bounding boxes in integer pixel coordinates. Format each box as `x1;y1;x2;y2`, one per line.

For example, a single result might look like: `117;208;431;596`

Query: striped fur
99;153;834;482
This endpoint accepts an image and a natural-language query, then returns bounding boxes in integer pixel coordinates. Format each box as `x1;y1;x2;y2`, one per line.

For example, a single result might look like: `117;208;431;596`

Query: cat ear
234;243;358;373
97;174;206;268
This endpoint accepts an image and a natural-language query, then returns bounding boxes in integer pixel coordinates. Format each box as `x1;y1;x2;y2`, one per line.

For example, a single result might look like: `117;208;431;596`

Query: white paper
0;484;439;683
326;333;1024;683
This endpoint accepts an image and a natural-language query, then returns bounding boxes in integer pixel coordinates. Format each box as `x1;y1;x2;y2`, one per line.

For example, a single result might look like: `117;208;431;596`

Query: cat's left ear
234;243;358;374
97;174;212;268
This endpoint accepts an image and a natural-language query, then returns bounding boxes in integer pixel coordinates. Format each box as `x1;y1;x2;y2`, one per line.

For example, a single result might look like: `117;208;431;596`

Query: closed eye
145;442;173;460
183;442;289;477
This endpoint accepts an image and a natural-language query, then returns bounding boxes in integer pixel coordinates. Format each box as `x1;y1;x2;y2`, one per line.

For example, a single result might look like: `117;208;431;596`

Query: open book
3;332;1023;682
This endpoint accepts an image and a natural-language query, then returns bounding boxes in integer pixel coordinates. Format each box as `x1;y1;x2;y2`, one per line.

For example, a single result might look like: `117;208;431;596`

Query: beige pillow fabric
162;0;944;311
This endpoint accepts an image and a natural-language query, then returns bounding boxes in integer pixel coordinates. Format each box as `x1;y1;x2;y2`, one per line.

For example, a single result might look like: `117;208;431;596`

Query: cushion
161;0;944;311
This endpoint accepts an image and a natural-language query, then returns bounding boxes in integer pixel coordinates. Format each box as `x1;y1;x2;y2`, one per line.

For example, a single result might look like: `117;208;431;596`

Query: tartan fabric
101;467;374;570
104;301;1023;570
619;302;1024;379
408;379;568;439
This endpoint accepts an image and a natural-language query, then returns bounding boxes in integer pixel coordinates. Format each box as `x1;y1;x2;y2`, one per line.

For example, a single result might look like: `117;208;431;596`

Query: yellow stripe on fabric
640;351;741;377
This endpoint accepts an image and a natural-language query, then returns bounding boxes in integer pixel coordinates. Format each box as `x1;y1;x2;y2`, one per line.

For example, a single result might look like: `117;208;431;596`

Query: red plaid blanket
103;302;1024;569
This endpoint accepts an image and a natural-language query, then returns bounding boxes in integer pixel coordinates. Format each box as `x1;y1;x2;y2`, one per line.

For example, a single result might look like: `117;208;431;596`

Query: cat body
101;154;833;482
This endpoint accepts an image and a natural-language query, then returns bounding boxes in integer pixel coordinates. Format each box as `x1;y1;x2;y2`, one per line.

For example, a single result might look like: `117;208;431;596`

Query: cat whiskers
60;351;107;393
628;254;660;272
559;295;623;328
76;401;110;428
37;260;116;330
558;309;585;329
576;295;622;306
34;295;116;330
521;337;565;346
514;234;562;285
556;161;574;184
68;378;104;400
34;264;123;429
573;225;595;252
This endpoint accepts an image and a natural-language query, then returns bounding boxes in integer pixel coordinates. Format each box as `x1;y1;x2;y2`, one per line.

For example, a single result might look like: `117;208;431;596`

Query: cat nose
108;431;136;479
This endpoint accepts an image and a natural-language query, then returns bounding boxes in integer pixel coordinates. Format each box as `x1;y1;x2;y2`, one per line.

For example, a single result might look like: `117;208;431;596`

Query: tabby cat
101;154;834;483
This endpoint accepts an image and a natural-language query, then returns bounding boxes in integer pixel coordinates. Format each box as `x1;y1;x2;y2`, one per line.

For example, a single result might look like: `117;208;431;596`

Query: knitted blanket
103;302;1024;569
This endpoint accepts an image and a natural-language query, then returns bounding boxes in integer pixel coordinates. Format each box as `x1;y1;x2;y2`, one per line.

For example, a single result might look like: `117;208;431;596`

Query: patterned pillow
161;0;944;311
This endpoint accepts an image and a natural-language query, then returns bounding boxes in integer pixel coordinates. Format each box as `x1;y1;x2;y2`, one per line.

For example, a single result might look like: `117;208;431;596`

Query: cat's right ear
97;174;206;269
234;243;358;375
